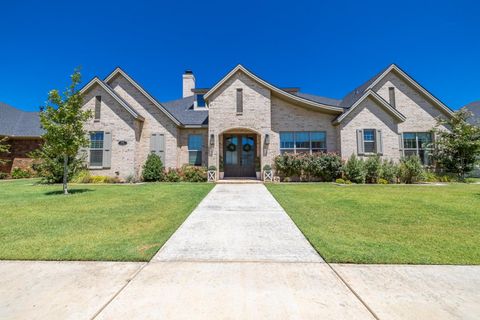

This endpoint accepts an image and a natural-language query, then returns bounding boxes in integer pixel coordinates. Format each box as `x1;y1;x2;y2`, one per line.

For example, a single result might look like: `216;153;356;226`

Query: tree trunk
63;155;68;195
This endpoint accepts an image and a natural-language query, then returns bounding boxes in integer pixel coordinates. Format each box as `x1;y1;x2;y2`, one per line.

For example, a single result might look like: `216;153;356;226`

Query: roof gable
104;68;181;125
342;64;453;116
333;90;406;125
80;78;144;121
204;65;344;114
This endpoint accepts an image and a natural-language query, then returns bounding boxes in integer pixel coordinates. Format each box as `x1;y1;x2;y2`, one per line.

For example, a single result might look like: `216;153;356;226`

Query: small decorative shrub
343;154;366;184
71;170;91;183
378;178;389;184
399;156;425;184
11;167;32;179
263;164;272;171
255;157;261;172
465;178;478;183
380;159;399;183
181;165;207;182
335;178;345;184
208;165;217;171
125;174;137;183
344;179;352;184
274;152;342;181
142;154;164;182
364;156;381;184
0;172;8;179
165;168;181;182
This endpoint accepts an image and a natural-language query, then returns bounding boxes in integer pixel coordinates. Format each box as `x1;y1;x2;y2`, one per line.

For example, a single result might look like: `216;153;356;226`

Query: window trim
89;131;104;168
188;134;203;166
279;131;327;154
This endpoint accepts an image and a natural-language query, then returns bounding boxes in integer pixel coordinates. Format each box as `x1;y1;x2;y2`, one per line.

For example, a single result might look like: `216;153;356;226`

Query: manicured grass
267;183;480;264
0;179;213;261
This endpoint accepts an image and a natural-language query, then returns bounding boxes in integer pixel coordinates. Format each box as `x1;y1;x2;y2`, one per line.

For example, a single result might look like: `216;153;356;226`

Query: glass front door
223;134;256;177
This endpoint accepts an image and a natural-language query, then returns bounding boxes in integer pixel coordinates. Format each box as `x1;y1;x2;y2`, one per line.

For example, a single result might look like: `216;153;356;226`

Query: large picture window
402;132;433;165
89;131;104;167
188;134;203;166
280;131;327;154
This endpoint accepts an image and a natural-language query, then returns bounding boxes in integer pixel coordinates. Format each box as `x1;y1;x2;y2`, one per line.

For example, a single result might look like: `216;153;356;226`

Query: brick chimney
182;70;195;98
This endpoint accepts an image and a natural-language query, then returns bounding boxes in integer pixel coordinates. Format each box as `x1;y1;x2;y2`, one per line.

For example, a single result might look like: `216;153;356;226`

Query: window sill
88;166;104;170
94;119;100;123
236;112;243;116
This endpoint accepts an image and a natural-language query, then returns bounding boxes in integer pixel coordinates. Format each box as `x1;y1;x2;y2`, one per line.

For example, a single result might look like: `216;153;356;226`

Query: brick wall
0;137;42;173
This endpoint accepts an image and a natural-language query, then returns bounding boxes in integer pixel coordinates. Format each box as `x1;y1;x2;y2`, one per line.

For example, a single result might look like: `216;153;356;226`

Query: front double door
223;134;256;177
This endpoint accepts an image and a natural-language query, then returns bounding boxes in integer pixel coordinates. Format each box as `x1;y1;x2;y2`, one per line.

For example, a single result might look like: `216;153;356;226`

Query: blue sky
1;0;478;111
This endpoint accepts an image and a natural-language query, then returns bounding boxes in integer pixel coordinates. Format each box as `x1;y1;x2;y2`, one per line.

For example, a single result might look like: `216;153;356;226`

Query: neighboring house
0;102;43;173
79;64;453;180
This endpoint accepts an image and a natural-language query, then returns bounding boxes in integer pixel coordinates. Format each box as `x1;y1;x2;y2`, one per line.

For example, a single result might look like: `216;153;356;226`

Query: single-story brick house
79;64;453;180
0;102;43;174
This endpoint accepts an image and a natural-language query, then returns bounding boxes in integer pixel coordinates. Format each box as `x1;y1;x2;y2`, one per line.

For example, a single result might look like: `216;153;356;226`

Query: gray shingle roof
464;101;480;125
0;102;44;137
339;65;391;108
293;92;342;107
161;96;209;126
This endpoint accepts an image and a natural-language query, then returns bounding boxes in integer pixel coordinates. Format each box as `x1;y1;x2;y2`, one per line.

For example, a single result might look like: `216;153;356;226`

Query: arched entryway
220;128;260;178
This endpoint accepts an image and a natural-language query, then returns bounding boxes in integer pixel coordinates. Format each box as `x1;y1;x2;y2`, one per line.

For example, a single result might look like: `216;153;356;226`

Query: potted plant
255;157;261;179
263;164;273;181
207;165;216;182
219;156;224;180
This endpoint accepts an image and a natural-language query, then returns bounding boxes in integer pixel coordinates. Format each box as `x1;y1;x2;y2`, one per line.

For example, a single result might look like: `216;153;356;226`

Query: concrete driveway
2;184;479;319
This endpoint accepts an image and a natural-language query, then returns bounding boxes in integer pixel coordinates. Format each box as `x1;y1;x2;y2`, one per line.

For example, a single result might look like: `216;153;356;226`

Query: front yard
0;180;213;261
267;183;480;264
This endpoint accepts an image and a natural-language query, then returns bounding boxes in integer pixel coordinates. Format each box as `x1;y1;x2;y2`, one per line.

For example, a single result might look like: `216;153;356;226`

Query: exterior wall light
264;134;270;145
210;134;215;146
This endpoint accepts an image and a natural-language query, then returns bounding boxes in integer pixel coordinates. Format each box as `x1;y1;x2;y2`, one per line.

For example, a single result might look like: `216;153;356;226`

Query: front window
188;134;203;166
363;129;376;153
280;131;327;154
90;131;104;167
402;132;433;165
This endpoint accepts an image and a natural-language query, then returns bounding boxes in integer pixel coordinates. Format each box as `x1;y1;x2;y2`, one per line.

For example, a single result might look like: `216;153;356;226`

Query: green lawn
267;183;480;264
0;179;213;261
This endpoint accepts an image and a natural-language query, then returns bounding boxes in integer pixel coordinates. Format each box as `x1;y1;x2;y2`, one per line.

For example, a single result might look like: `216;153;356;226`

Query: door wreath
242;144;252;152
226;143;236;152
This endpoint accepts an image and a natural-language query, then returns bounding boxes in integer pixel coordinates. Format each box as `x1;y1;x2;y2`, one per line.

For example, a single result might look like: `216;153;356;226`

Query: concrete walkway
2;184;479;319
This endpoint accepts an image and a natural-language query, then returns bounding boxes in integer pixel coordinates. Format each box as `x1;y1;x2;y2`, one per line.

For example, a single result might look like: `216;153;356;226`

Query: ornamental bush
165;168;181;182
142;154;164;182
399;156;425;184
343;154;366;183
364;155;381;184
11;167;33;179
380;159;399;183
274;152;342;181
180;165;207;182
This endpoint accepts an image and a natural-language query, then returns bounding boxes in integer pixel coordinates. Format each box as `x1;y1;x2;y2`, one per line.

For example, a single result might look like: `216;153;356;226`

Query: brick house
79;64;453;180
0;102;43;174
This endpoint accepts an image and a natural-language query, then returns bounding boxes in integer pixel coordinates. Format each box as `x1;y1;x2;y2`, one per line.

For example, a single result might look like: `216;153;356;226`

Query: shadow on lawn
44;189;93;196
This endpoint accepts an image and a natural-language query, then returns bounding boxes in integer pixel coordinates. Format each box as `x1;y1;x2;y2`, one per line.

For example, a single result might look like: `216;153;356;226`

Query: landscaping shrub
380;159;399;183
399;156;425;184
0;172;8;179
11;167;33;179
125;174;137;183
71;170;91;183
71;170;120;183
181;165;207;182
263;164;272;171
364;155;381;184
142;154;164;182
165;168;182;182
335;178;345;184
30;151;85;184
343;154;366;183
274;152;342;181
378;178;389;184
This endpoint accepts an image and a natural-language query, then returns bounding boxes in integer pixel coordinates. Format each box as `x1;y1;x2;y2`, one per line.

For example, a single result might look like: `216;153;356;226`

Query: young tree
0;137;10;166
39;68;92;194
432;108;480;180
